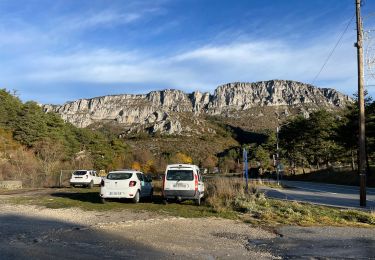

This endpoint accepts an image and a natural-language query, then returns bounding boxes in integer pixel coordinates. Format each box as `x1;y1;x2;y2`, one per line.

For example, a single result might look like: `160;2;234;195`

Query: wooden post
355;0;366;207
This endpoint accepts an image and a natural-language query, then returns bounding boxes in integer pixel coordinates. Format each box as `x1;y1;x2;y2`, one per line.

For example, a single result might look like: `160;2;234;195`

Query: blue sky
0;0;374;104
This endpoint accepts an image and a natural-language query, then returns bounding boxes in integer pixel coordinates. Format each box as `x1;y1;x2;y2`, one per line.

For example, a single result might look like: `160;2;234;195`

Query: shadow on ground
50;192;166;205
285;169;375;187
51;192;103;204
0;214;168;259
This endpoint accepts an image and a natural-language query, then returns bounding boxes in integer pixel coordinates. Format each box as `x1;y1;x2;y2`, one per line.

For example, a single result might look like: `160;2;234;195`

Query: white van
163;164;204;205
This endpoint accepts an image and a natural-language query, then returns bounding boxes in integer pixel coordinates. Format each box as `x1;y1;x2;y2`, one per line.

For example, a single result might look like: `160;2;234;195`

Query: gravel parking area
0;203;277;259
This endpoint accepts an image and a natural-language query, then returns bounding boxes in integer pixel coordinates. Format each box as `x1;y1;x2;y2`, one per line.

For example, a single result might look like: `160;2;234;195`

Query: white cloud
21;33;358;96
0;2;361;100
56;10;142;32
0;3;165;49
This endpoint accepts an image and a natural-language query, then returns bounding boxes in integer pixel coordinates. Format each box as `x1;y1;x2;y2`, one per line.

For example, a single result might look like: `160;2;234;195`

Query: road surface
250;226;375;259
262;180;375;209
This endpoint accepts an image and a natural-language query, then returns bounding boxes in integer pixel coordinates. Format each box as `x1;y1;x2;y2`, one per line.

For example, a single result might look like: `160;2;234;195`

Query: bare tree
34;138;64;176
71;150;94;170
201;155;218;173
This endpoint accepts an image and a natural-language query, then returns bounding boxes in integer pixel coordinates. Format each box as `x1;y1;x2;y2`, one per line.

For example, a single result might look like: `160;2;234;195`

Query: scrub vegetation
205;178;375;227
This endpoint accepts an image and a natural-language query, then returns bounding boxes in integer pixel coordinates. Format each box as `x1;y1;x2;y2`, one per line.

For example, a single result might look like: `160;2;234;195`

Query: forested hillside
278;96;375;185
0;89;240;187
0;89;130;186
1;87;374;187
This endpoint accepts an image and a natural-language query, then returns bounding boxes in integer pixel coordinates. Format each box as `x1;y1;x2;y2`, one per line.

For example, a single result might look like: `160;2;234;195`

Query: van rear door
165;168;194;190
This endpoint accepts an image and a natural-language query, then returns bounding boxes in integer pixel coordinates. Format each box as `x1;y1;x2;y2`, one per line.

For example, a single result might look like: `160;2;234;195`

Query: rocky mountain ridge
43;80;352;134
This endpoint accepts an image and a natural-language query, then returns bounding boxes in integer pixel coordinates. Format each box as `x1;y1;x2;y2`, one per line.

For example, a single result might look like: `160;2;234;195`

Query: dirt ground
1;189;374;259
0;203;277;259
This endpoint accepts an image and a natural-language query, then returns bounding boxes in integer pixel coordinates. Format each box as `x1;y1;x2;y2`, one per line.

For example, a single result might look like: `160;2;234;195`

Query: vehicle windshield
107;172;133;180
166;170;194;181
73;171;87;176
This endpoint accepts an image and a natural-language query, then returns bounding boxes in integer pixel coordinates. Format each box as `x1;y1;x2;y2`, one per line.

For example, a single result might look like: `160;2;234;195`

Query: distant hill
43;80;351;135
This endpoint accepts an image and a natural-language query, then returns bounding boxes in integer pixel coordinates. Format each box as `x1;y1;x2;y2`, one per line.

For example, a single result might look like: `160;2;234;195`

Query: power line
311;14;355;86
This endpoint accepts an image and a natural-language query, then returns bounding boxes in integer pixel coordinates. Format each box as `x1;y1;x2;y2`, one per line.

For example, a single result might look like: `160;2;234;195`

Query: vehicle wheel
195;196;201;206
132;191;140;203
101;198;106;204
88;181;93;189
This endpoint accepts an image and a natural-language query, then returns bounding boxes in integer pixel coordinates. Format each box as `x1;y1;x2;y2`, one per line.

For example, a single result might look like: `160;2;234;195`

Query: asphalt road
249;226;375;259
262;180;375;209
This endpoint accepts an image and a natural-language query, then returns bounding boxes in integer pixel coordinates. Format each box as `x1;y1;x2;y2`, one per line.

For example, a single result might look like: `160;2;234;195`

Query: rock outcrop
43;80;351;134
208;81;349;112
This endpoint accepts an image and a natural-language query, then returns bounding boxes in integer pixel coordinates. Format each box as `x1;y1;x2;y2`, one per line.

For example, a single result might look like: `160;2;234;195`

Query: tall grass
205;177;266;213
205;177;375;226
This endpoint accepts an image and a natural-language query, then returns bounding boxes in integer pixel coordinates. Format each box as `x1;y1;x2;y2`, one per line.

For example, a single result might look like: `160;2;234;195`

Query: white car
100;170;153;203
163;164;205;205
70;170;102;188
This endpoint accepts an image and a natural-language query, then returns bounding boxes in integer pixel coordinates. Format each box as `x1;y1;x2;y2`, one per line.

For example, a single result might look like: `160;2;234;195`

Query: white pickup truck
70;170;102;188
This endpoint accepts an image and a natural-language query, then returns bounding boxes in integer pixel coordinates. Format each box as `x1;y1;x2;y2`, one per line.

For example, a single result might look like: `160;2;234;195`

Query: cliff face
43;80;351;134
208;81;348;112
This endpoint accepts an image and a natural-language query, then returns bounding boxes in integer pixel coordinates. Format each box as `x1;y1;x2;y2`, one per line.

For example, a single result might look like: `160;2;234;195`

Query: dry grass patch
205;177;375;227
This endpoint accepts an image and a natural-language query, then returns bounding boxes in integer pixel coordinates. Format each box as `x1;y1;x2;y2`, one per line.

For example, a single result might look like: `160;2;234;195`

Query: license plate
109;192;122;195
173;183;187;188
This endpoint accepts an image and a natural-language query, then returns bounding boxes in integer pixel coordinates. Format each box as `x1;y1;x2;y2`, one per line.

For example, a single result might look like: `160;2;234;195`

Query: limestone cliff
43;80;351;134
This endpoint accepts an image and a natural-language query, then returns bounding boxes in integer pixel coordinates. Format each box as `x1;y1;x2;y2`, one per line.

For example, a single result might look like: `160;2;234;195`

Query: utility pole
355;0;366;207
